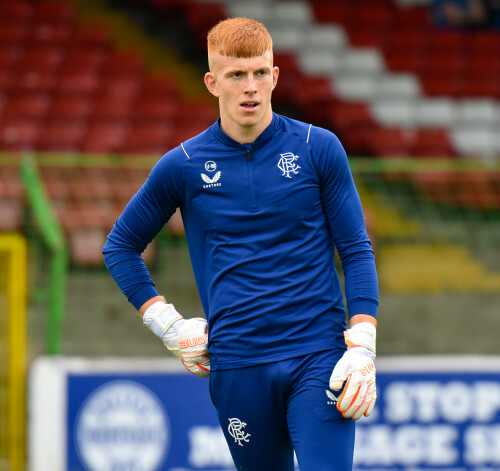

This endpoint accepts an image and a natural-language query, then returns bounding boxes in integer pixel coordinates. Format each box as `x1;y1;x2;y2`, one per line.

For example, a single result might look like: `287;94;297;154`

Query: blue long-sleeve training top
103;113;379;370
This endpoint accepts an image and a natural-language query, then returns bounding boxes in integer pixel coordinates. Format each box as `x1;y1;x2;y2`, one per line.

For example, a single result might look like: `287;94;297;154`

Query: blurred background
1;0;500;469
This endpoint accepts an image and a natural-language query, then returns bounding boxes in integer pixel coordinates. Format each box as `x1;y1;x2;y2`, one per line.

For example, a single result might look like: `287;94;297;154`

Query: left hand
329;322;377;420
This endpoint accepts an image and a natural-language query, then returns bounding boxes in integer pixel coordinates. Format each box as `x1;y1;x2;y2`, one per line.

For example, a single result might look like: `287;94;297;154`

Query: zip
246;148;257;211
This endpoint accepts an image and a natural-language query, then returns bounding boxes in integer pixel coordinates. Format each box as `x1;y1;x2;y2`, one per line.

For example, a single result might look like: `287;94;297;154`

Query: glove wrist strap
344;322;376;355
143;301;183;340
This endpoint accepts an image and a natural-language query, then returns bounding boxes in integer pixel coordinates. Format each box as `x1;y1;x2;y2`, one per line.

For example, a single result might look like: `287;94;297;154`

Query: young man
103;17;379;471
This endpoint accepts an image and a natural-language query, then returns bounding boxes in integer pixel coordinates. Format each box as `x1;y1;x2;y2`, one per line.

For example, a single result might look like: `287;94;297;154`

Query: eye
257;70;267;76
232;72;242;78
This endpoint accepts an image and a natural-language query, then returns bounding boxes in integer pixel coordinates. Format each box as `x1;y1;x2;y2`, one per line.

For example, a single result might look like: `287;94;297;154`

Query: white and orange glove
329;322;377;420
143;301;210;378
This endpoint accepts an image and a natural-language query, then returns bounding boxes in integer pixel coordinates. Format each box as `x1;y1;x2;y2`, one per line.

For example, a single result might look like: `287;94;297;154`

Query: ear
204;72;220;98
272;66;279;91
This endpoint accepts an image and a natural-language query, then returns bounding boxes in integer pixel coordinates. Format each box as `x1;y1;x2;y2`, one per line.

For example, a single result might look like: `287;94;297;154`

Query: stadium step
379;243;500;293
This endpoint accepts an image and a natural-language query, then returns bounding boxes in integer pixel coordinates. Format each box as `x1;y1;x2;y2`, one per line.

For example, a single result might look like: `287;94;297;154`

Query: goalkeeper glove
143;301;210;378
329;322;376;420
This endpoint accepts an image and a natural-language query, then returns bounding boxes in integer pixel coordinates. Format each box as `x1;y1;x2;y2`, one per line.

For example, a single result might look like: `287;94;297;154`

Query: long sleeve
102;148;185;310
311;127;379;318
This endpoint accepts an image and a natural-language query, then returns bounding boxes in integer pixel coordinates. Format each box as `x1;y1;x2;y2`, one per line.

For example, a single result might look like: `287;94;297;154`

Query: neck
220;110;273;144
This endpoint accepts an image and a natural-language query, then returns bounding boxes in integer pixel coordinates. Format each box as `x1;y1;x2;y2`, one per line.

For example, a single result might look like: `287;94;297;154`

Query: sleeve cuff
129;284;160;311
347;299;378;318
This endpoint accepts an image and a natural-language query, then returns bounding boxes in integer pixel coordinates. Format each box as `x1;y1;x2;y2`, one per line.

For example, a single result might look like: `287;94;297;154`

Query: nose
244;75;258;94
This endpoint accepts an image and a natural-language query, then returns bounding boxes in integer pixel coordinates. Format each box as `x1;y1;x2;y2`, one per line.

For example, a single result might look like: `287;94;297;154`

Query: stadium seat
294;75;337;124
0;119;40;151
59;49;108;74
58;71;102;96
49;96;94;121
99;74;143;101
81;120;130;154
4;94;50;120
102;50;145;78
92;98;136;121
121;123;173;155
36;120;87;152
9;69;58;95
33;1;75;24
27;21;73;46
0;24;29;45
372;99;417;128
16;46;65;71
185;2;227;48
410;129;455;158
311;2;352;25
70;25;111;49
135;99;178;122
415;99;456;127
0;1;33;23
142;75;180;101
173;100;218;128
366;127;413;157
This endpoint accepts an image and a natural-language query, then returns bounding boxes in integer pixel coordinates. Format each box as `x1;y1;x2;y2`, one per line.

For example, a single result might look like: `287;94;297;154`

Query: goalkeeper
103;17;378;471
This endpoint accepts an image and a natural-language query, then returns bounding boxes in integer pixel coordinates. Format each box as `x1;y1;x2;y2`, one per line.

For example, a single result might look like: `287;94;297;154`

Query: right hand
143;301;210;377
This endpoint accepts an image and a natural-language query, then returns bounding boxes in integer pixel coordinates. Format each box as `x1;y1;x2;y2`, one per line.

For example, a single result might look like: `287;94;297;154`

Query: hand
164;317;210;378
143;301;210;377
329;322;376;420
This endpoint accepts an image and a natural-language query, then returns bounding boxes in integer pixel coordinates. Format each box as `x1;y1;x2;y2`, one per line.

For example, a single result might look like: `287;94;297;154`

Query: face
204;51;279;143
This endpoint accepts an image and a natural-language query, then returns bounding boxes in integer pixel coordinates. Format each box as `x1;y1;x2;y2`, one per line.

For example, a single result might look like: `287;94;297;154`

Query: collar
211;113;280;149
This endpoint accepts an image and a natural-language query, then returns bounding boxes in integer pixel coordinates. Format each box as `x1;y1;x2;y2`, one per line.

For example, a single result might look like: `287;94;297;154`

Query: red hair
207;17;273;58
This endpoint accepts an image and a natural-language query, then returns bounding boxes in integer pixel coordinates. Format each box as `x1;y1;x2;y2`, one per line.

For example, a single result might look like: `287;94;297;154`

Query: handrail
20;156;68;355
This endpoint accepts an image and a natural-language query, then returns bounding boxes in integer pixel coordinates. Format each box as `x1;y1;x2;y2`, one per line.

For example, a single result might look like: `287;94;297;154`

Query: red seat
49;96;94;121
272;52;304;105
135;99;178;122
36;120;87;152
410;129;455;158
33;1;75;24
0;23;29;45
92;97;136;121
27;21;73;46
0;2;33;22
420;71;462;97
81;120;130;153
60;49;108;73
0;46;22;70
311;3;351;25
4;94;50;120
9;69;59;94
70;25;111;49
366;128;414;157
17;47;65;71
329;102;375;134
294;75;337;124
58;71;102;96
142;75;179;100
122;123;173;155
173;100;217;127
102;50;145;77
186;2;227;47
0;119;40;151
459;74;500;98
99;75;143;100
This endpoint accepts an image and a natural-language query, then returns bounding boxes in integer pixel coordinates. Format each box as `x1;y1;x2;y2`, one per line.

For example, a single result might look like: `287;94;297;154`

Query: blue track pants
209;349;355;471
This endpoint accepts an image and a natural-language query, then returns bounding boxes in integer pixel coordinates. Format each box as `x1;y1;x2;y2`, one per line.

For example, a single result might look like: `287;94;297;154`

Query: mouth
240;102;260;111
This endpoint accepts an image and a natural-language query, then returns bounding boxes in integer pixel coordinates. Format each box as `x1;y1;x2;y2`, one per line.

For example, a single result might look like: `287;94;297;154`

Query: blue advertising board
61;358;500;471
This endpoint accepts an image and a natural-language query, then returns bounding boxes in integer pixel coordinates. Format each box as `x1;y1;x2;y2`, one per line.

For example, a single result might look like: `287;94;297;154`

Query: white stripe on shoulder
306;124;312;143
180;142;190;159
